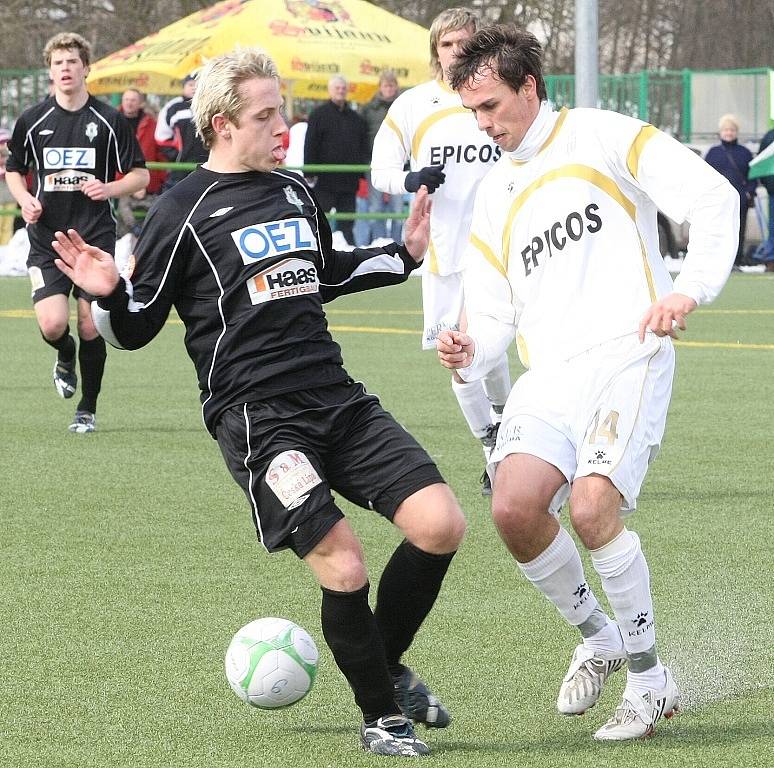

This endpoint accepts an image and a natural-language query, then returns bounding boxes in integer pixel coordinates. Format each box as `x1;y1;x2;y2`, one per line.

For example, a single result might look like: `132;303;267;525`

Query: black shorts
215;379;445;558
27;233;115;303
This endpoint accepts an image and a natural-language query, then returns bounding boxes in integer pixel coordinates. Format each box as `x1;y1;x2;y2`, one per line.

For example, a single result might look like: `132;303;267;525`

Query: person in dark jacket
304;75;368;245
360;70;404;244
704;114;757;266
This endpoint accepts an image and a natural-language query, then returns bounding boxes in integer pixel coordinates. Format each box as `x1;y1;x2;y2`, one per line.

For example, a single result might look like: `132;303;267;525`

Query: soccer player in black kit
5;32;149;433
52;49;465;757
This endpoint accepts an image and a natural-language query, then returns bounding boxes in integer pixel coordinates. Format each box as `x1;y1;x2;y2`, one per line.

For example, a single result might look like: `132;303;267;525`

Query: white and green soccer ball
224;617;319;709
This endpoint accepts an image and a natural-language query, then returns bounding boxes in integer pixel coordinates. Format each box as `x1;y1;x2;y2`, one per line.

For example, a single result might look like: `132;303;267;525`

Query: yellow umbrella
87;0;429;103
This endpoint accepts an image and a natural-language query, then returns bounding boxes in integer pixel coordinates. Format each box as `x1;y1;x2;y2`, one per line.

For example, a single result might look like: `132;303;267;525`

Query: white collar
508;100;559;162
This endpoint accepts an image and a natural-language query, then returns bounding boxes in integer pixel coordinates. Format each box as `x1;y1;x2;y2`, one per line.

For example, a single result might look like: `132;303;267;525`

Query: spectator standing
154;73;208;190
52;48;464;757
704;114;756;267
370;7;510;495
304;75;368;246
360;70;403;243
4;32;148;433
754;126;774;270
438;23;737;741
117;88;168;236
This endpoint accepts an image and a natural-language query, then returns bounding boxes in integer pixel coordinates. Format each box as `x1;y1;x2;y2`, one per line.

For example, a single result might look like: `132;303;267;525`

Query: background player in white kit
437;25;738;740
370;7;511;495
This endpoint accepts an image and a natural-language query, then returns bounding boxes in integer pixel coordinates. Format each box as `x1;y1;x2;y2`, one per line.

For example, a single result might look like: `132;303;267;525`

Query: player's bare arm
638;292;698;342
436;329;475;369
4;170;43;224
401;186;432;263
81;166;150;201
52;229;120;297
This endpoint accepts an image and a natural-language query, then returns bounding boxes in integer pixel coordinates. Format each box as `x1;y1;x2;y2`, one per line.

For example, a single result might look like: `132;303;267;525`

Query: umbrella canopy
86;0;430;103
748;140;774;180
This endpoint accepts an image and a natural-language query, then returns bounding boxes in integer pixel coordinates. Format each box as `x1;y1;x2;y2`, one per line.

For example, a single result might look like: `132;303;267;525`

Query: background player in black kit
52;48;466;757
5;32;149;433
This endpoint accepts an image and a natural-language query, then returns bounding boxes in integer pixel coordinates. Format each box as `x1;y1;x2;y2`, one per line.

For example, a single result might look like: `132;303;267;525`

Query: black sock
44;326;75;362
374;539;456;676
76;336;106;414
320;583;400;723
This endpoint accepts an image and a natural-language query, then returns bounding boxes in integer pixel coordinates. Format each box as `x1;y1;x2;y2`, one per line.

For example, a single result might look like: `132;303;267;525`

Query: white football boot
556;643;627;715
593;667;680;740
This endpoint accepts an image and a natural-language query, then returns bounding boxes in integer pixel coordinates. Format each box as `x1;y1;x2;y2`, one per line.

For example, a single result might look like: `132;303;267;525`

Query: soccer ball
224;617;319;709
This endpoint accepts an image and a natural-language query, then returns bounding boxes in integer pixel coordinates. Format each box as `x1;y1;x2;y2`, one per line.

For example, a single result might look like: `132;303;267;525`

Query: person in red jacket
120;89;167;191
117;88;168;235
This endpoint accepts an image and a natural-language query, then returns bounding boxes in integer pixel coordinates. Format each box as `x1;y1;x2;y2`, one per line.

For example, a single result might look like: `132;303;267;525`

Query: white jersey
460;107;738;377
370;79;501;275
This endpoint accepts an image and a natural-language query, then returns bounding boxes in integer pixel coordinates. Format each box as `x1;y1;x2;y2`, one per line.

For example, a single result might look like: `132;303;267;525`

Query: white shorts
421;271;464;350
491;333;675;514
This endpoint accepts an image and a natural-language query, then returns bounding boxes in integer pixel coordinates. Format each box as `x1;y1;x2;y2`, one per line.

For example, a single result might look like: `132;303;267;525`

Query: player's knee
322;552;369;593
490;494;540;540
38;316;68;341
398;484;466;553
568;485;622;548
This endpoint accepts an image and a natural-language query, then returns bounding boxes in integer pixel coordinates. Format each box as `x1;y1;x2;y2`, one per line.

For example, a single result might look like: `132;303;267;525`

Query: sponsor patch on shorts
265;450;322;510
246;258;319;305
28;266;44;293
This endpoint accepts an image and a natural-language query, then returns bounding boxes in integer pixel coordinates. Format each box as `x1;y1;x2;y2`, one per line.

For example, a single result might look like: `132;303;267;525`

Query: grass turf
1;273;772;768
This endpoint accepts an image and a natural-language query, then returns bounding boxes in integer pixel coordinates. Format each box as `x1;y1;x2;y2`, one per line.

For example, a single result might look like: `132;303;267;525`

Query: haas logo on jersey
246;258;319;305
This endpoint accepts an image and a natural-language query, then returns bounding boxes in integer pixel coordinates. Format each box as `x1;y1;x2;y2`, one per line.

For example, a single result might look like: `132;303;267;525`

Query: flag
748;140;774;180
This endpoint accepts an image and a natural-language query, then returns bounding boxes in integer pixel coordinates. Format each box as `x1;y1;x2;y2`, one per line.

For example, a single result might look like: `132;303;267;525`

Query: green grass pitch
1;273;772;768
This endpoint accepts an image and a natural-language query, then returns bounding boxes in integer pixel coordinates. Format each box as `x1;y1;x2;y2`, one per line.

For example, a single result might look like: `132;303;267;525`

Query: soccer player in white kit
437;25;738;740
370;7;512;495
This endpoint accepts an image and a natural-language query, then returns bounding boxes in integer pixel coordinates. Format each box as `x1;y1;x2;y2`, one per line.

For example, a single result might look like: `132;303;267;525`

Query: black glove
404;164;446;193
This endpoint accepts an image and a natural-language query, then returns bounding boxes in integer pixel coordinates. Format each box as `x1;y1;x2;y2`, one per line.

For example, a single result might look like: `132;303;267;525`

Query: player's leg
422;272;497;494
376;482;465;728
30;257;78;401
215;399;429;756
325;381;465;729
571;334;679;739
66;295;106;433
490;365;628;714
459;307;512;495
304;520;429;755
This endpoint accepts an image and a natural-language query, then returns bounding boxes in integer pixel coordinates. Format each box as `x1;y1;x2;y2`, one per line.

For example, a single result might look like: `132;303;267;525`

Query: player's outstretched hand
404;164;446;194
52;229;120;298
403;187;432;263
436;329;475;370
638;291;697;342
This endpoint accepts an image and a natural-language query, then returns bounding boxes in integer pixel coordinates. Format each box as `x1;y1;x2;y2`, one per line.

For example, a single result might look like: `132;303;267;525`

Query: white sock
518;526;608;630
582;620;624;655
481;355;511;413
626;665;667;692
591;528;663;683
451;377;491;439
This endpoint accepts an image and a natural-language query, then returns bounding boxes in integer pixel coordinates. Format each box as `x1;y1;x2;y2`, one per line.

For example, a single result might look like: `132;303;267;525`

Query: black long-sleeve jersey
94;166;421;435
6;95;146;253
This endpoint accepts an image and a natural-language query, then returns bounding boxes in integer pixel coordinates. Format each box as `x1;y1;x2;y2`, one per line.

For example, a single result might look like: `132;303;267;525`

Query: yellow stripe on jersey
626;124;659;180
427;238;439;274
383;115;407;155
470;233;507;278
500;164;657;301
411;107;471;161
511;107;570;166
